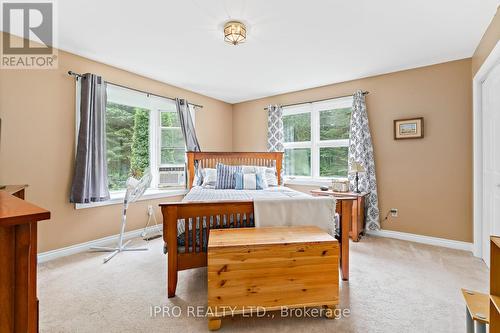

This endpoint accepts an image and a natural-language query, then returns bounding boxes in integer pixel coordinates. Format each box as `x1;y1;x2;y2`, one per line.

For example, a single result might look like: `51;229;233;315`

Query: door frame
473;40;500;258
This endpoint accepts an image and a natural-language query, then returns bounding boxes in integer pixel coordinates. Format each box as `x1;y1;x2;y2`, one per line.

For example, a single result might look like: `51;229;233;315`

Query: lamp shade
349;162;365;174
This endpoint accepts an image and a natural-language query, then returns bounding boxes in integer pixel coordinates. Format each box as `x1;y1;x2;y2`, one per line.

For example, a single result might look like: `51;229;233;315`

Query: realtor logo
1;0;57;69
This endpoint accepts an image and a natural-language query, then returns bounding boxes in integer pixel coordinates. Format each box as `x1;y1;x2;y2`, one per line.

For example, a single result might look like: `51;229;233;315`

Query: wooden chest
207;226;339;330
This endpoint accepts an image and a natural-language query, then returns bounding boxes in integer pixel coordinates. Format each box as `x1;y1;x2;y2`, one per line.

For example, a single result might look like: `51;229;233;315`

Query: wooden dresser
0;185;50;333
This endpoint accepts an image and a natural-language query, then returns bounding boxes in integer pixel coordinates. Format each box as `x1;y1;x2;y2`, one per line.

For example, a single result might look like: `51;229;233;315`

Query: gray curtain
176;98;201;188
348;90;380;230
175;98;200;152
267;105;284;152
70;73;110;203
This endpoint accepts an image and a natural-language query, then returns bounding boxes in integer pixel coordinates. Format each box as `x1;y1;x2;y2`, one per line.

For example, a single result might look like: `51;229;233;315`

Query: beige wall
472;6;500;76
233;59;473;242
4;19;497;250
0;33;233;252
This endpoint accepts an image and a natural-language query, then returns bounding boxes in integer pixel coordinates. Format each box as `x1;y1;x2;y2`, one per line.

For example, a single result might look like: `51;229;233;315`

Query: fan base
90;240;148;263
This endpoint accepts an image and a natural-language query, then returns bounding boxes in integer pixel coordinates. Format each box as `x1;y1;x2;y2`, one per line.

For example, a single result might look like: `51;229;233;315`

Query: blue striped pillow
235;172;265;190
215;163;242;189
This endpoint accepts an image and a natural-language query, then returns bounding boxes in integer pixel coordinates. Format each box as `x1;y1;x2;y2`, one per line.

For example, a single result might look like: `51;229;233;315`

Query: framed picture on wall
394;117;424;140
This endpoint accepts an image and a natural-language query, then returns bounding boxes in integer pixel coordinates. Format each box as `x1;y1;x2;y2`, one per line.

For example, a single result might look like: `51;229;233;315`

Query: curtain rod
263;91;369;110
67;71;203;109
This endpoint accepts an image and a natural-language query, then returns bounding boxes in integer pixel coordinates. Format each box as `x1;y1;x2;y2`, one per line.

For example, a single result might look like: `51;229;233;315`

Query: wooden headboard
186;152;284;188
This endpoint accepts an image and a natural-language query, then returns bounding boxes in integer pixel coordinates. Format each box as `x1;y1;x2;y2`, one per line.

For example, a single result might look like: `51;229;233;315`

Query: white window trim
158;113;191;169
74;83;197;209
75;188;188;209
284;177;338;187
150;100;160;188
283;96;352;185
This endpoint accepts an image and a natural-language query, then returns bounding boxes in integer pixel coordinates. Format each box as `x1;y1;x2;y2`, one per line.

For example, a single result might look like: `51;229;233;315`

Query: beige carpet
38;236;488;333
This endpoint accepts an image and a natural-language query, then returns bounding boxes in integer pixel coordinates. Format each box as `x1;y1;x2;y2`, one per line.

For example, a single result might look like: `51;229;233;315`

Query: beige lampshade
349;162;365;173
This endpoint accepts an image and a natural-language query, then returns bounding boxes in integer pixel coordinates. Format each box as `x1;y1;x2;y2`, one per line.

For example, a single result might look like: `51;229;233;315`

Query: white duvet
182;185;310;202
178;186;336;236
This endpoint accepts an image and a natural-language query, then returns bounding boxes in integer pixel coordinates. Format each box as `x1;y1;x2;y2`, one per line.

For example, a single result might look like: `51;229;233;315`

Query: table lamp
349;162;365;193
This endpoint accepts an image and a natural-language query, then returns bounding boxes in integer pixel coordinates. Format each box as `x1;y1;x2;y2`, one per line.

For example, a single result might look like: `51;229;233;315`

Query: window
102;84;193;192
159;111;184;165
106;101;150;190
283;96;352;180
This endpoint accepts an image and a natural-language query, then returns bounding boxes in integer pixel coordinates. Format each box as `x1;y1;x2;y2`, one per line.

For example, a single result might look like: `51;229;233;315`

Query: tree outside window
106;102;150;190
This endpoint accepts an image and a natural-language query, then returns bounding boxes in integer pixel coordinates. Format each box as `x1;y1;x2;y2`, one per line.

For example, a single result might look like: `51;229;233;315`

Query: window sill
74;188;188;209
284;177;347;187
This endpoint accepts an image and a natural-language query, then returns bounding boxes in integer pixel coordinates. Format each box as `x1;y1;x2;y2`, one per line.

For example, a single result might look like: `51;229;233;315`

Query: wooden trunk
207;226;339;328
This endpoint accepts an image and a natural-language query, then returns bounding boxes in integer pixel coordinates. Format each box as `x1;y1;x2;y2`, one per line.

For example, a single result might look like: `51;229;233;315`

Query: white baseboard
366;229;473;252
37;225;163;263
39;226;473;263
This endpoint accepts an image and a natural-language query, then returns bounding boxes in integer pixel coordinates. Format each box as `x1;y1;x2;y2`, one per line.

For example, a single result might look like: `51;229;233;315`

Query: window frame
148;95;195;189
283;96;352;183
74;81;195;209
157;106;195;169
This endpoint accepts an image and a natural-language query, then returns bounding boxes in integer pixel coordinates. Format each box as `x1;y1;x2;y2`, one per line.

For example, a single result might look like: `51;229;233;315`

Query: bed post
275;152;284;184
187;152;195;189
163;204;179;298
340;200;352;281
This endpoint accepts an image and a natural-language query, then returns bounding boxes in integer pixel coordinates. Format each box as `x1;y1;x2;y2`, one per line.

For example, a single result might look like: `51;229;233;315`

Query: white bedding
177;186;310;235
177;187;337;237
182;185;310;202
253;196;337;236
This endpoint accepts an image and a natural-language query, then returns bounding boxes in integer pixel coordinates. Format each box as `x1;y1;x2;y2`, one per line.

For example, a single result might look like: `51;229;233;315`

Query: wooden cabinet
0;186;50;333
310;189;367;242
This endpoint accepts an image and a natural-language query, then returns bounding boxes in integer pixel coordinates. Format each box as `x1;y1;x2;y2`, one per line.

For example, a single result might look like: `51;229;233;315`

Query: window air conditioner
158;166;185;188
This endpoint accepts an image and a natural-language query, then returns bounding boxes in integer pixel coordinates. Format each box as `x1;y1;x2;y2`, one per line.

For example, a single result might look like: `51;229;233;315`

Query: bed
159;152;352;298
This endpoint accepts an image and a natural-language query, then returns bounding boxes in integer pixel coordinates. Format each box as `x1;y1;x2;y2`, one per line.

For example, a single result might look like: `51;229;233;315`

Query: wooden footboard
159;199;352;298
160;201;254;298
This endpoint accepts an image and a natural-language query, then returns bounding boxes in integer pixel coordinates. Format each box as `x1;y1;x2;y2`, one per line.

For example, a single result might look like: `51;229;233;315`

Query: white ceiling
53;0;499;103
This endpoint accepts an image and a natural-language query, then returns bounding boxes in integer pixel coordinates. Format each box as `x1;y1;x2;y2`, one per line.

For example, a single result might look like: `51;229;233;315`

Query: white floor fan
92;169;152;263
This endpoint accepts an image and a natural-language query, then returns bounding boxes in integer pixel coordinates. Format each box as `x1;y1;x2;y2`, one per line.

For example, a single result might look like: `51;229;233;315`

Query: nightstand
310;189;368;242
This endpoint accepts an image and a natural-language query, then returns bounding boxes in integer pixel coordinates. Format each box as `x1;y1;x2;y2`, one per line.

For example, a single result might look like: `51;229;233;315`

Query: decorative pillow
201;168;217;188
234;172;265;190
263;167;278;186
215;163;242;189
256;172;267;189
241;165;258;174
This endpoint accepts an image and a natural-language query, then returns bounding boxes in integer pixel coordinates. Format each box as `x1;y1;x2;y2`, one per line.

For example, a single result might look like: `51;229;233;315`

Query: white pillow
241;165;257;174
262;167;278;186
237;165;278;187
201;168;217;187
241;166;270;188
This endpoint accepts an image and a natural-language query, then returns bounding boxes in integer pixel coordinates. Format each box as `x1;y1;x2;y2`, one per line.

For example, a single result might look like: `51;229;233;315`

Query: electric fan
91;169;152;263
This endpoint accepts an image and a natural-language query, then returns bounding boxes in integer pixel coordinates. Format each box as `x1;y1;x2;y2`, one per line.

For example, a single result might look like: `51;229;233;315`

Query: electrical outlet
390;208;398;218
147;205;154;216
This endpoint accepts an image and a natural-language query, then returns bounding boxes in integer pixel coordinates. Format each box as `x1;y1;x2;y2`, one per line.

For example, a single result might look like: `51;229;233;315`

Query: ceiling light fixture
223;21;246;45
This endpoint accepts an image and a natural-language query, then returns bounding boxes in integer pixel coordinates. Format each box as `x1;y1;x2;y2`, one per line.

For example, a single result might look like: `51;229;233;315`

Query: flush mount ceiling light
224;21;246;45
